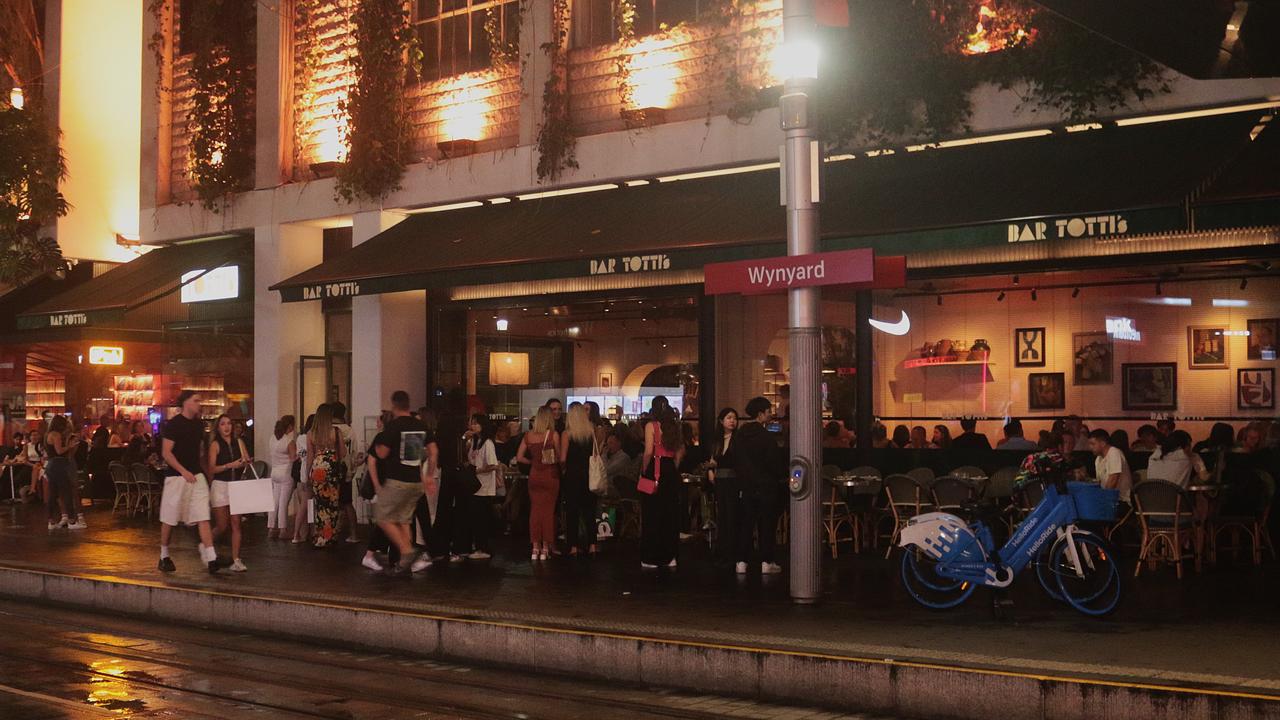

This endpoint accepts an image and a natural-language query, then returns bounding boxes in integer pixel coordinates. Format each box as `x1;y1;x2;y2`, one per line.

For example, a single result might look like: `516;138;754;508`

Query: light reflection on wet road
0;599;897;720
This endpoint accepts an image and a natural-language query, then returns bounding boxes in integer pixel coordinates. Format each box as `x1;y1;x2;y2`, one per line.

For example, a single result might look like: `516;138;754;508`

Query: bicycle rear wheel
900;547;977;610
1051;531;1121;616
1033;540;1065;602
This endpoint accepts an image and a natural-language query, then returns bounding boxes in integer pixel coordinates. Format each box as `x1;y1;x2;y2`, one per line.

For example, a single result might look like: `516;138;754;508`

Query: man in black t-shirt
368;390;436;574
157;391;229;574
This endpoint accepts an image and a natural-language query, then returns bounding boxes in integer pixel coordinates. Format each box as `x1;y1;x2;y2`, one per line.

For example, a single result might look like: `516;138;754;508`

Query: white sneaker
361;555;384;572
67;518;88;530
735;562;748;574
448;553;464;564
640;562;658;570
668;558;678;569
230;559;248;572
467;551;491;560
410;556;432;573
47;521;60;531
761;562;783;575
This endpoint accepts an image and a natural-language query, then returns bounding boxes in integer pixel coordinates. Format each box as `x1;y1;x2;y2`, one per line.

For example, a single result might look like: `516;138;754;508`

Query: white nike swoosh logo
868;310;910;336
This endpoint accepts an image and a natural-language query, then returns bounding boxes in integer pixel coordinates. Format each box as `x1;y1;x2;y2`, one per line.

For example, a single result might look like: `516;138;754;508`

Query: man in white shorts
158;391;230;573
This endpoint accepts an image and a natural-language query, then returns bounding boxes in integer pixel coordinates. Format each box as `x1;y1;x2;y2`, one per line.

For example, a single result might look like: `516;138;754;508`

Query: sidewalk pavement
1;502;1278;706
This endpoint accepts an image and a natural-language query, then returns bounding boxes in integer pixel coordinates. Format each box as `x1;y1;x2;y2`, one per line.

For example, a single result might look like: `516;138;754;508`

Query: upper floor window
415;0;520;82
577;0;709;47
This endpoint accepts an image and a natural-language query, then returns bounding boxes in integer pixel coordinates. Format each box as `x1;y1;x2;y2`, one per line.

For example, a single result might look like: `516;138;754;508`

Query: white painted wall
253;223;325;453
57;0;142;261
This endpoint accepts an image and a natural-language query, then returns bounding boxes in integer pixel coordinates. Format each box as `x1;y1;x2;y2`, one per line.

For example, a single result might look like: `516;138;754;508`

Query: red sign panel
704;248;875;295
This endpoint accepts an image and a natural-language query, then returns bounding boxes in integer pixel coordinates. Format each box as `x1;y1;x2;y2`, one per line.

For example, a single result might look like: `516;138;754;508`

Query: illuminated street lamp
779;0;821;604
8;87;24;110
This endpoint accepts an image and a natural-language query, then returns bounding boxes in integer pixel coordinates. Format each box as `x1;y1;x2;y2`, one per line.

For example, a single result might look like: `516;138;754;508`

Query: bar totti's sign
704;248;875;295
300;281;363;300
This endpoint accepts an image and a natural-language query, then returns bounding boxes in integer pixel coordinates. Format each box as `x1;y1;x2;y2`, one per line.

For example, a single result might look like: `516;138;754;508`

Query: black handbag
290;459;301;483
456;464;481;496
357;467;376;500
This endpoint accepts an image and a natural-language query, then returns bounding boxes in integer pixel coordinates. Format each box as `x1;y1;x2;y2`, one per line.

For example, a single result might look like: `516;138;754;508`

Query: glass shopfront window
459;293;703;425
871;268;1280;444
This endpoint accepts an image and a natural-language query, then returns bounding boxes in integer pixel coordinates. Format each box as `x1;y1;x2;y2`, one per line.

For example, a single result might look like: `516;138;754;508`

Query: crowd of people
8;392;1276;576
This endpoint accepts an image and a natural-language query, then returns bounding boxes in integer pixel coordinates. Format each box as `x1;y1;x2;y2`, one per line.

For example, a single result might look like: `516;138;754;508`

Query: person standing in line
516;406;560;561
560;404;602;558
208;414;252;572
639;396;685;570
267;415;297;540
368;391;434;575
731;397;785;575
331;402;360;543
428;397;469;563
546;398;566;433
307;404;346;547
291;414;315;544
158;391;228;573
43;416;83;530
706;408;739;567
458;413;500;560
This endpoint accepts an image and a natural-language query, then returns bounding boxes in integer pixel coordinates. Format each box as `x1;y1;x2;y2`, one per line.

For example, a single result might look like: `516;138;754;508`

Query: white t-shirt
1095;446;1133;503
468;438;499;497
268;432;294;469
1146;448;1207;489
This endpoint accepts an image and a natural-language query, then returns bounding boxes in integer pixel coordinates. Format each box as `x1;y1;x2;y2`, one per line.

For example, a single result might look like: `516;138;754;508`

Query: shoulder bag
588;433;609;496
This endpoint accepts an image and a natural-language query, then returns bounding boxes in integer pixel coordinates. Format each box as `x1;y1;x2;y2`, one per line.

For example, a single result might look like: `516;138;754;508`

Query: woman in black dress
706;407;739;566
560;403;603;556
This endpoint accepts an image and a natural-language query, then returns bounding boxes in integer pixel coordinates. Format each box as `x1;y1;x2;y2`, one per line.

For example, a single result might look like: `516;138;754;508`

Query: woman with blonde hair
515;406;560;560
306;403;345;547
560;403;604;557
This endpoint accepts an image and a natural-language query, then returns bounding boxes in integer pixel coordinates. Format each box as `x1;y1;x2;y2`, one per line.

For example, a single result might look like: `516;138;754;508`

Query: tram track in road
0;600;879;720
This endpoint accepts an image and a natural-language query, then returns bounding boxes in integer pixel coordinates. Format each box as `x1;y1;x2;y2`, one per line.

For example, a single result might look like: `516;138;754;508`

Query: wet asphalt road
0;599;898;720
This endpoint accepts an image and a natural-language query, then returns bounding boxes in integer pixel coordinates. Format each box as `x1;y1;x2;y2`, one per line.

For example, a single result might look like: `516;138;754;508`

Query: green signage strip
16;308;127;331
277;205;1190;302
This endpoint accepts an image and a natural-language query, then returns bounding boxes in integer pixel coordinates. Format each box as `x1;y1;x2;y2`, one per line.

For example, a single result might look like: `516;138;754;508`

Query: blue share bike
897;459;1121;617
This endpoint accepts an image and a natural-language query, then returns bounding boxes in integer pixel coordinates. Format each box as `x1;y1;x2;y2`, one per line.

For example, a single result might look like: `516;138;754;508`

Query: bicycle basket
1067;481;1119;522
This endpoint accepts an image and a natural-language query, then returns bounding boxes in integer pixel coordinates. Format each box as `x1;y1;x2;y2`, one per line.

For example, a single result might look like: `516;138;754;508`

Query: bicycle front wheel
900;547;977;610
1051;531;1121;617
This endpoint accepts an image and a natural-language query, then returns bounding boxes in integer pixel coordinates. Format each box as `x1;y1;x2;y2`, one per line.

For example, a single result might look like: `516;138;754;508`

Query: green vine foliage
184;0;257;212
612;0;637;111
0;101;69;284
535;0;578;181
336;0;422;204
815;0;1170;149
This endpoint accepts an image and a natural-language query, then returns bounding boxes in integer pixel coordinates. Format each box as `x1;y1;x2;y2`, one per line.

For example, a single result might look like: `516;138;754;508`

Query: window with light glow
578;0;710;46
415;0;520;82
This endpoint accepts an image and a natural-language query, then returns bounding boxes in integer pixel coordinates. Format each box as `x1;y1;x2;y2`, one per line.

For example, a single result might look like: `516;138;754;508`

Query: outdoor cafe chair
951;465;986;480
843;466;881;552
130;463;160;518
1210;470;1275;566
906;467;935;487
821;464;855;557
931;475;978;516
108;462;132;515
881;473;931;559
1133;480;1199;579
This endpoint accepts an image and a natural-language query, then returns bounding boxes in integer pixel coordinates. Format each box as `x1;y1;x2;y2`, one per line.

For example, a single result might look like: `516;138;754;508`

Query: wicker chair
1133;480;1198;579
108;462;133;515
881;473;931;559
130;463;161;518
821;464;855;557
906;467;935;488
1210;470;1276;566
931;475;978;516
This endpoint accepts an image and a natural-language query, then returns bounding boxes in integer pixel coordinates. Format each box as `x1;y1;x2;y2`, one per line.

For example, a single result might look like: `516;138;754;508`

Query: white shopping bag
229;478;274;515
307;498;316;524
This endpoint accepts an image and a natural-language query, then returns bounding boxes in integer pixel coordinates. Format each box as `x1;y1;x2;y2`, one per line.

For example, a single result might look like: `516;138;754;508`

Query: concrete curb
2;566;1277;720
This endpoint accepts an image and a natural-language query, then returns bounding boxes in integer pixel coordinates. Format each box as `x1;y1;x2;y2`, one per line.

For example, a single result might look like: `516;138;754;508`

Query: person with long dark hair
640;396;685;569
208;414;252;571
561;404;603;557
307;403;346;547
458;413;500;559
292;413;316;544
706;407;739;567
1147;430;1209;488
516;406;561;561
267;415;297;540
429;391;469;563
43;415;82;530
731;397;785;575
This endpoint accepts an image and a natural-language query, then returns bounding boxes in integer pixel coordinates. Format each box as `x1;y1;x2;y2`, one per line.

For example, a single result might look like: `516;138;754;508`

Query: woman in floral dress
306;403;346;547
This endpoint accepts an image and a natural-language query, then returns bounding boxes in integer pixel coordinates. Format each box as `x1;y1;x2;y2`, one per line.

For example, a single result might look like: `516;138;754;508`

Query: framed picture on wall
1238;368;1275;410
1014;328;1046;367
1072;332;1113;385
1028;372;1065;410
1188;326;1229;369
599;373;613;389
1122;363;1177;411
1247;319;1278;361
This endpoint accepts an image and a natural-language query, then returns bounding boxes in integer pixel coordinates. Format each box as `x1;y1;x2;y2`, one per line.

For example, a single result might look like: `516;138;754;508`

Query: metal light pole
780;0;822;604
